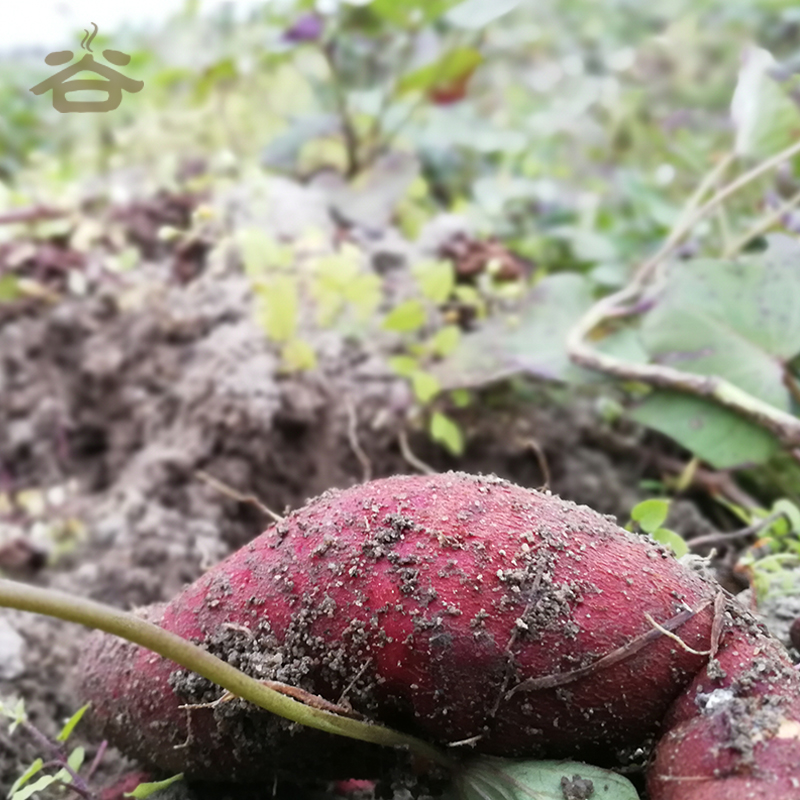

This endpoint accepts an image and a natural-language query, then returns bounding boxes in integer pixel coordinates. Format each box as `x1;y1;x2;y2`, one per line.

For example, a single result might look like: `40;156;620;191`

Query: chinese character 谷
30;23;143;113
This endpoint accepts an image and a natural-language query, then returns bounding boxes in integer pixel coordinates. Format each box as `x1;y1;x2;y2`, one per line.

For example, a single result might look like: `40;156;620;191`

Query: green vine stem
0;578;455;771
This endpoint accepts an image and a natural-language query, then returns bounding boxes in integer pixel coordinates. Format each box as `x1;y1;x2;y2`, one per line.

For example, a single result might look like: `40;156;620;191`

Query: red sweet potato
647;616;800;800
79;472;726;783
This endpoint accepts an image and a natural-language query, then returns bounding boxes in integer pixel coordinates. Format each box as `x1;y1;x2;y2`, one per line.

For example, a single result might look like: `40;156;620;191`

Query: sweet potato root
79;472;763;786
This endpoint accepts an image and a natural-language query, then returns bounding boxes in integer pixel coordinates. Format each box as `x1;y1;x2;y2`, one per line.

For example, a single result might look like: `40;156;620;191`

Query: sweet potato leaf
631;391;779;469
640;236;800;412
452;756;639;800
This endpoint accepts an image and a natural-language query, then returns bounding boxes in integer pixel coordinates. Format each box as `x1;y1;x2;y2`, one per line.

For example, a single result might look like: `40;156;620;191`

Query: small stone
0;619;25;680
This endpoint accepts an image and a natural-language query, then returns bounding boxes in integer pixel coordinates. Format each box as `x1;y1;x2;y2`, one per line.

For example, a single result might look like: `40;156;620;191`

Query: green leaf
11;774;58;800
430;411;464;456
630;391;779;469
56;704;89;742
8;759;43;797
429;325;461;357
552;226;619;263
433;273;594;389
309;241;381;331
5;698;26;734
124;773;184;798
66;746;85;774
344;275;382;322
652;528;688;559
238;228;294;279
254;275;298;343
383;299;427;333
389;355;420;378
452;756;639;800
397;47;483;95
281;339;317;371
450;388;471;408
630;499;670;534
446;0;521;28
731;47;800;159
193;57;238;103
0;274;22;303
412;371;440;404
773;499;800;532
370;0;460;25
640;237;800;411
414;260;455;304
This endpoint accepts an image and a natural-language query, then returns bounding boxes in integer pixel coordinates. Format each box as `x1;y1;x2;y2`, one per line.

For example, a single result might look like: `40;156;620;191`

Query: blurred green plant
1;693;185;799
4;699;106;800
725;498;800;603
260;0;518;178
435;42;800;475
237;223;471;454
5;0;800;550
627;498;688;558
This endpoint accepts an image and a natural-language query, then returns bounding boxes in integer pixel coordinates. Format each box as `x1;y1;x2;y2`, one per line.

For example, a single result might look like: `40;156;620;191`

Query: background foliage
5;0;800;596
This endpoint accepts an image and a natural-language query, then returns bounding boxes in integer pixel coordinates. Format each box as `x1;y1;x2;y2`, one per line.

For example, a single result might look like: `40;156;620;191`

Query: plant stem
690;138;800;231
568;335;800;449
630;151;735;287
84;740;107;782
567;139;800;451
723;185;800;258
321;39;361;177
22;721;93;798
689;511;785;550
0;579;455;771
636;138;800;273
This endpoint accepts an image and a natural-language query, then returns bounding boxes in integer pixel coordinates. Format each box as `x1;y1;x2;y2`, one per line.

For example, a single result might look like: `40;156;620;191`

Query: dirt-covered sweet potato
647;615;800;800
79;472;721;782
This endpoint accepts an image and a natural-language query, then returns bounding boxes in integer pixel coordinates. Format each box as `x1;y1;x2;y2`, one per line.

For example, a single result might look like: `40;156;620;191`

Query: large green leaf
631;391;779;469
640;236;800;412
452;757;639;800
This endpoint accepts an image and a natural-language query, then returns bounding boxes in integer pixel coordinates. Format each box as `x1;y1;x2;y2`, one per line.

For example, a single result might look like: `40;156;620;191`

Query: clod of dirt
561;774;594;800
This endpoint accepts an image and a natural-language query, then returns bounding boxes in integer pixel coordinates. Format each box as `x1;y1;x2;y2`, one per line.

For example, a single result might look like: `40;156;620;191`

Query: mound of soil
0;183;676;798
